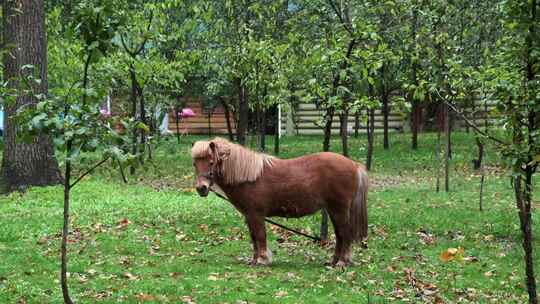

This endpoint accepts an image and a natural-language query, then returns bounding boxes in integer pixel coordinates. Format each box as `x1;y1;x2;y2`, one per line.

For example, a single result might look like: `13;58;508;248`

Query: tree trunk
366;108;375;171
60;153;74;304
258;106;266;152
1;0;62;192
354;112;360;138
515;172;538;304
219;97;235;141
410;7;419;150
129;66;138;175
380;64;390;150
411;102;421;150
340;110;349;157
322;106;334;152
236;79;248;146
274;105;280;155
444;103;450;192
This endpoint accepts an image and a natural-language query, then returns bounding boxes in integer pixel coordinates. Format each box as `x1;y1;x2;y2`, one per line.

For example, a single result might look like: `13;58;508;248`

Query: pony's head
191;137;273;197
191;138;230;196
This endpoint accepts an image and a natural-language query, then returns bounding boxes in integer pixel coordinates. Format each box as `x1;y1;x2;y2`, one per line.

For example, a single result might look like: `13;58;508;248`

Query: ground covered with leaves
0;133;537;303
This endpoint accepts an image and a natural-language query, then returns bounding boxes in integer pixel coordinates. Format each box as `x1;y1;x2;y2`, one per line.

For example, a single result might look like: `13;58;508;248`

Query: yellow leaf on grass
440;247;465;262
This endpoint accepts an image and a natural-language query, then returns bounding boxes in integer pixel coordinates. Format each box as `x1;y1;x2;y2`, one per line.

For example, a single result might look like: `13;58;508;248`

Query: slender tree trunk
258;106;266;152
61;152;73;304
274;105;280;155
137;84;145;164
444;103;450;192
340;110;349;157
515;172;538;304
129;66;138;174
354;112;360;138
220;97;235;141
520;4;539;301
479;171;485;211
322;106;335;152
435;105;443;192
366;108;375;171
411;102;420;150
175;104;181;144
381;64;390;150
410;8;420;150
236;79;248;146
1;0;62;192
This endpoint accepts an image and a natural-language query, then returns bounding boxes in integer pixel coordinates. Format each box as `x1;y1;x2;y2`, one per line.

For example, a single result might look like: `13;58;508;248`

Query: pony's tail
350;165;369;242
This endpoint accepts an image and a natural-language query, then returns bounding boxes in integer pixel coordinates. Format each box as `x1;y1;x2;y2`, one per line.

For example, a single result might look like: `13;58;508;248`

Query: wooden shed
168;97;236;135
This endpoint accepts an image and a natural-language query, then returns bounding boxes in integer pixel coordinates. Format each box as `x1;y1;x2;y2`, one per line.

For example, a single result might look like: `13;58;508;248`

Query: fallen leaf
116;218;131;230
440;247;465;262
274;290;288;298
122;272;138;280
136;293;157;302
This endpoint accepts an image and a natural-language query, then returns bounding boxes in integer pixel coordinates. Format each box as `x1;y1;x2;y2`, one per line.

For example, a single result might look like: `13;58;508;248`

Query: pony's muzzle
196;185;209;197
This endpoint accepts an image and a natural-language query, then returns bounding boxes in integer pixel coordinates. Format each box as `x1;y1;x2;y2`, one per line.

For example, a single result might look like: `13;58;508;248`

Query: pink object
179;108;196;118
100;108;111;118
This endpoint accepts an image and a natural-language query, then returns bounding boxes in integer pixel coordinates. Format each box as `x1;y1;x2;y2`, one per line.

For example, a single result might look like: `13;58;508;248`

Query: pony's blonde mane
191;137;274;185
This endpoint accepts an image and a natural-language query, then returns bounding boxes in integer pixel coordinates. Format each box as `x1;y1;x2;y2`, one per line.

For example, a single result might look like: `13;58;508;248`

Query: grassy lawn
0;132;537;303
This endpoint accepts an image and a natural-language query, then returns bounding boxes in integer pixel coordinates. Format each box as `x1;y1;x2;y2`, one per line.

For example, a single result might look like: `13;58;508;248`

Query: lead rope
210;189;321;243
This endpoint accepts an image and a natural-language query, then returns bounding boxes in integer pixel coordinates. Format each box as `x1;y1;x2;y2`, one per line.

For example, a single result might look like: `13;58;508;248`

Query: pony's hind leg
328;209;353;267
245;215;271;266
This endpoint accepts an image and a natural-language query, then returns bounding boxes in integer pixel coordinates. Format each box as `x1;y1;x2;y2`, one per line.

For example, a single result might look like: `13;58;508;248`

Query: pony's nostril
196;185;208;195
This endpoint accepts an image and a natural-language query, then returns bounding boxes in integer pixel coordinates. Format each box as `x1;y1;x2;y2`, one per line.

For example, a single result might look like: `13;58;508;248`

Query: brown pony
191;137;368;267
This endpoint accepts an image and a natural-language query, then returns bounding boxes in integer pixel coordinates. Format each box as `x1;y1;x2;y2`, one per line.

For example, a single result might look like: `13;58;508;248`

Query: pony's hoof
248;257;271;266
334;260;349;268
325;259;352;268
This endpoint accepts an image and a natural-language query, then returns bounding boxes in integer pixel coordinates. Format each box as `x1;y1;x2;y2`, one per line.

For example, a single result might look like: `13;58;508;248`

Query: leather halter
197;155;219;188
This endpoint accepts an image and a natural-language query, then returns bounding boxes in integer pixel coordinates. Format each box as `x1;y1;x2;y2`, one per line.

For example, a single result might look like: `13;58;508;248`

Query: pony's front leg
245;215;272;266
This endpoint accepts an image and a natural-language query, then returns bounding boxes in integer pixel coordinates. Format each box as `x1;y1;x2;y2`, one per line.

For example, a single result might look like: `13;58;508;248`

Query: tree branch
435;90;507;146
69;157;110;189
326;0;353;35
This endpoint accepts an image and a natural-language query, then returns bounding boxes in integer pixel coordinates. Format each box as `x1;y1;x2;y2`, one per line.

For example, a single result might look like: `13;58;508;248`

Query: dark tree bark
435;104;443;192
1;0;62;192
366;108;375;171
519;3;538;302
274;104;280;155
256;104;266;152
354;112;360;138
175;102;181;144
409;7;420;150
340;110;349;157
129;66;139;175
515;172;537;304
444;103;450;192
322;106;335;152
219;97;235;141
366;81;375;171
236;79;248;146
380;65;390;150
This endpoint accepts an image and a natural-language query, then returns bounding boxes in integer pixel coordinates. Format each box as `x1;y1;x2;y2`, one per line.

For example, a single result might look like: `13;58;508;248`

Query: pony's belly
267;201;322;218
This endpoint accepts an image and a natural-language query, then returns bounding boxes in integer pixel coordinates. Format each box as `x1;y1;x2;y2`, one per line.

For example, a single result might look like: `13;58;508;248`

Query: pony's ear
209;140;230;161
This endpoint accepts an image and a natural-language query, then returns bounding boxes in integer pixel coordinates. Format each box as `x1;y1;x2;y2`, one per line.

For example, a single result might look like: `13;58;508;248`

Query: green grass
0;132;536;303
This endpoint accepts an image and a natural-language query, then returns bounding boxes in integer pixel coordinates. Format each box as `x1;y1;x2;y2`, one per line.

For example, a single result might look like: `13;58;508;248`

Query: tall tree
1;0;62;192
